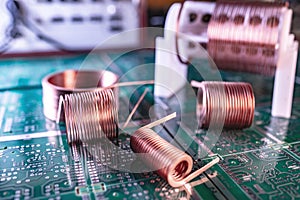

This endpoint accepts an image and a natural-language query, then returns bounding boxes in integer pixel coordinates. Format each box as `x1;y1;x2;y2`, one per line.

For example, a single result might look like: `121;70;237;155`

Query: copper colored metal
42;70;118;121
130;127;220;187
130;128;193;188
61;89;118;144
197;81;255;129
207;41;278;76
206;1;286;75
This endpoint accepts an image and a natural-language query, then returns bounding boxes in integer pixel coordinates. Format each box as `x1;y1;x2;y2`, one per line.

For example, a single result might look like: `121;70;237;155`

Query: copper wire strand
130;113;219;188
192;81;255;129
179;171;218;198
182;171;218;190
123;88;149;129
142;112;177;129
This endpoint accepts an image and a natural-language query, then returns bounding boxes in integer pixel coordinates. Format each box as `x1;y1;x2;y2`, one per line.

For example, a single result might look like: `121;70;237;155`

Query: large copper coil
208;40;278;75
206;1;287;75
61;89;118;144
130;127;193;188
208;1;285;45
197;81;255;129
42;70;118;121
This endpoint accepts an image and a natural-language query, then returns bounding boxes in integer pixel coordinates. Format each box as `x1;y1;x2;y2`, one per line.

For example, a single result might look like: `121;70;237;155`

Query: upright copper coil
130;127;193;188
42;70;119;121
197;81;255;129
207;1;287;75
61;89;119;144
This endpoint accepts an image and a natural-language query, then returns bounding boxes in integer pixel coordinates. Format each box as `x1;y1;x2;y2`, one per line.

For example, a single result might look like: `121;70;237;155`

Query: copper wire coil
42;70;118;121
130;127;193;188
62;89;119;143
197;81;255;129
208;40;278;76
208;1;284;45
206;1;286;75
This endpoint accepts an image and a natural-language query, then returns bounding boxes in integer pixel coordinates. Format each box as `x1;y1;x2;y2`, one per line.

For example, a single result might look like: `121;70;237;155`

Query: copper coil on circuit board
130;127;193;188
207;1;287;75
42;70;119;121
61;89;119;143
131;127;220;188
197;81;255;129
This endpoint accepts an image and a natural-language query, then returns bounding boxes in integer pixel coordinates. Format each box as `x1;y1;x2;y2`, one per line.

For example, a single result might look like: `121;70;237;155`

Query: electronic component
192;81;255;129
207;2;284;76
61;89;118;143
131;127;219;187
42;70;119;121
155;0;298;118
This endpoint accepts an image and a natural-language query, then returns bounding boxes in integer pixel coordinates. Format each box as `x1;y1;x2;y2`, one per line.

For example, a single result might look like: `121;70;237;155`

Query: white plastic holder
272;36;298;118
272;8;298;118
154;3;188;98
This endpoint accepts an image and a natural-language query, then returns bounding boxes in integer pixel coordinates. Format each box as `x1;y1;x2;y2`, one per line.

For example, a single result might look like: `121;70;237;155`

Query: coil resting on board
42;70;119;122
60;89;119;144
207;1;287;75
194;81;255;129
131;127;220;188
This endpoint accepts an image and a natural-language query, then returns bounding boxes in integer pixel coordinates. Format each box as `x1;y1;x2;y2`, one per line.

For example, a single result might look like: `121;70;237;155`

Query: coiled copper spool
42;70;118;121
130;128;193;188
61;89;118;143
197;81;255;129
207;1;286;75
208;41;278;76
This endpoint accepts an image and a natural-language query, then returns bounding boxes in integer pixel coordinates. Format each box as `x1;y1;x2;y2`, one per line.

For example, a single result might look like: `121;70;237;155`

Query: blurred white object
4;0;142;53
0;0;15;52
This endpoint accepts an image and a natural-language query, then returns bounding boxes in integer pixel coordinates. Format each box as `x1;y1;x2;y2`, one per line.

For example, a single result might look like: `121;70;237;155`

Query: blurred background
0;0;299;58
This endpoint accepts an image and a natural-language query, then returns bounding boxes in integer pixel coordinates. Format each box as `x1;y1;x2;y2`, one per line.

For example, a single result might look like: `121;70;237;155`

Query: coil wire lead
195;81;255;129
130;127;220;188
60;89;119;144
207;1;287;75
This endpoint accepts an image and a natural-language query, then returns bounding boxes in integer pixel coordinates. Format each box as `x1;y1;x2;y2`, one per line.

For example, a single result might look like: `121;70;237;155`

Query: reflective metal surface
42;70;118;121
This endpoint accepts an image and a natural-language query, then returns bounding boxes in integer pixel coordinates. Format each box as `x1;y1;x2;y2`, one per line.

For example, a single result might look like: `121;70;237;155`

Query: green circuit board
0;50;299;200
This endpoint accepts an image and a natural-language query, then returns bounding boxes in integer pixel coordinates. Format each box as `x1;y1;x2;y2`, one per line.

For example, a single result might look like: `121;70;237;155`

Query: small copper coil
206;1;286;75
196;81;255;129
42;70;118;121
61;89;119;144
130;127;219;187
